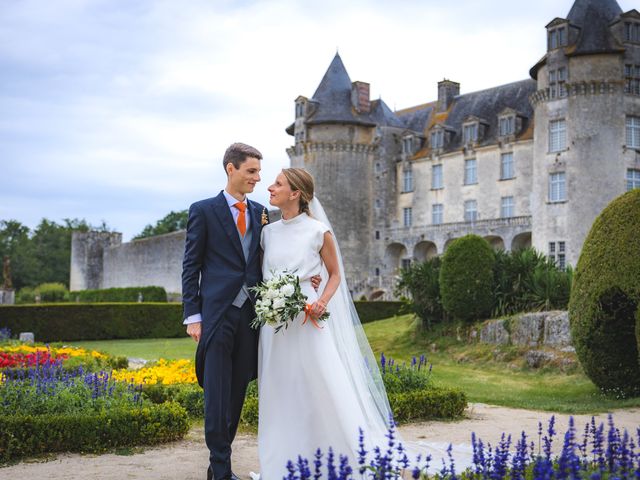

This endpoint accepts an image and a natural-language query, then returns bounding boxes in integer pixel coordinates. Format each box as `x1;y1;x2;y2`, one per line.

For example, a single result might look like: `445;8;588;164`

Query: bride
254;167;474;479
256;167;393;479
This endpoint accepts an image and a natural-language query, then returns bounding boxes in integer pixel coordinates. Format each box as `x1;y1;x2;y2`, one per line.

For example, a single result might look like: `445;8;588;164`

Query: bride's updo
282;168;314;215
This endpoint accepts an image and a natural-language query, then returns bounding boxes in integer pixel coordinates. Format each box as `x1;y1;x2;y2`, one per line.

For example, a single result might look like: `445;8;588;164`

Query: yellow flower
111;358;197;385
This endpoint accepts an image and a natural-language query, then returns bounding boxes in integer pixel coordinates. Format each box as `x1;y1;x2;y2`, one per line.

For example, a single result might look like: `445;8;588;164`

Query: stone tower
70;231;122;291
529;0;640;266
286;53;407;293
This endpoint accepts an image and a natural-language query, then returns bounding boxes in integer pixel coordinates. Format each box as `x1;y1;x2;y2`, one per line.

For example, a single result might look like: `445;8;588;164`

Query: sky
0;0;634;241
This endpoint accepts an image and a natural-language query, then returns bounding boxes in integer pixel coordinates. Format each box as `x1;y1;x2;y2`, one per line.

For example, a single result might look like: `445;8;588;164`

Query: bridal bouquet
250;270;329;333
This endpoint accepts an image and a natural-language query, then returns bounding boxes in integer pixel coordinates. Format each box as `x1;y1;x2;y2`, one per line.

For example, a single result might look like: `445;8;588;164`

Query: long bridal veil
309;197;392;442
309;197;474;473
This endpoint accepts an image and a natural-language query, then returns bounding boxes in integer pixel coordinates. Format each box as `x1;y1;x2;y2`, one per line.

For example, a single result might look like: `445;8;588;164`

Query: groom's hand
311;274;322;292
186;322;201;343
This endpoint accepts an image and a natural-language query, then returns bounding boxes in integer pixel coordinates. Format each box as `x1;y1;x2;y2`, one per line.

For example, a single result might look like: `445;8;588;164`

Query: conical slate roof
305;53;375;127
530;0;624;78
568;0;624;55
567;0;622;27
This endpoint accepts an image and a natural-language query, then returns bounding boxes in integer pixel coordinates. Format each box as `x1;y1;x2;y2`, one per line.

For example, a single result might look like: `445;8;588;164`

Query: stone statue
2;256;12;290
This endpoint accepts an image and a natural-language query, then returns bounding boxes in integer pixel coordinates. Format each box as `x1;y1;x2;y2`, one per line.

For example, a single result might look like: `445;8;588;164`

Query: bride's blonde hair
282;168;314;215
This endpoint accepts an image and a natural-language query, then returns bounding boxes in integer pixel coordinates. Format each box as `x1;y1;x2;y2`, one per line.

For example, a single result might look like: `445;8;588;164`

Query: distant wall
70;231;122;291
102;231;186;294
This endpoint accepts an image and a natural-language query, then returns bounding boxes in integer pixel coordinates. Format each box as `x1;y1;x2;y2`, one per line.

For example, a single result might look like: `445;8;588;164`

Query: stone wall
102;231;186;294
479;310;572;348
70;231;122;291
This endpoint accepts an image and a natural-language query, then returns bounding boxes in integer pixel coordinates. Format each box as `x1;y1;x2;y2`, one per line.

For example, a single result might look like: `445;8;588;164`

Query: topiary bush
439;235;495;322
569;189;640;396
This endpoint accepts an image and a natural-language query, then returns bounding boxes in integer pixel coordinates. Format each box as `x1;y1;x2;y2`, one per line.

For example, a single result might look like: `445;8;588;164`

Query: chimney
437;79;460;112
351;81;371;113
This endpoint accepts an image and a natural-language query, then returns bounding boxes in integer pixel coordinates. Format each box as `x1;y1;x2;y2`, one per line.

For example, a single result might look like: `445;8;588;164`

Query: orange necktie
235;202;247;237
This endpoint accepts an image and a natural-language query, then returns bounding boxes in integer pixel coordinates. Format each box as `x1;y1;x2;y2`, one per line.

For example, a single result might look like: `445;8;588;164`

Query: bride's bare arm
309;231;341;320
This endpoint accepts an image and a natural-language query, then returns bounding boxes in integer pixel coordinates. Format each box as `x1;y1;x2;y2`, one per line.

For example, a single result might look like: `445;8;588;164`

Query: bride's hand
308;299;327;320
310;274;322;291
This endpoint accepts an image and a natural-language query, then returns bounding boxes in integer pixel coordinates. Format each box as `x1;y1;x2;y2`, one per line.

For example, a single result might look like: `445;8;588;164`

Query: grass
69;315;640;414
71;337;197;361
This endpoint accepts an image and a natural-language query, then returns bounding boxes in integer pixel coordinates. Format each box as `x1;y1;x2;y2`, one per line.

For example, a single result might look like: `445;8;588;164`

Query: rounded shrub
569;189;640;396
439;235;495;322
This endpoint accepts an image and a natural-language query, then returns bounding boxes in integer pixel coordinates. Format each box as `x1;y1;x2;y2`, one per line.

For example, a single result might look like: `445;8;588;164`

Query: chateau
287;0;640;299
71;0;640;300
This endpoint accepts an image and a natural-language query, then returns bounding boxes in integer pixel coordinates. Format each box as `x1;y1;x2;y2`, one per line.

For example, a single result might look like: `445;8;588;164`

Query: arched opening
484;235;505;251
414;241;438;262
369;289;385;301
511;232;532;251
384;243;408;273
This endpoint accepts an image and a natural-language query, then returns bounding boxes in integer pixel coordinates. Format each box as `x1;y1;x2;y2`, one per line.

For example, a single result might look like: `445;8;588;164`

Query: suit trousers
203;301;258;480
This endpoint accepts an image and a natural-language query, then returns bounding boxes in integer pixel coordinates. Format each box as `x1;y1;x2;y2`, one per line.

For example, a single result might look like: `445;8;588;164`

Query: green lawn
72;337;197;361
70;315;640;414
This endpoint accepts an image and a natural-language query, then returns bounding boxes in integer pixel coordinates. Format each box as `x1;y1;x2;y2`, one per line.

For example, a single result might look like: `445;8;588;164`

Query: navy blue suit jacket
182;191;266;385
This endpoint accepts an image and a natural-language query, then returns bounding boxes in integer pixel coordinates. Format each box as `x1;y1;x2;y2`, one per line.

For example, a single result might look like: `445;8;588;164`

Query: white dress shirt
183;190;249;325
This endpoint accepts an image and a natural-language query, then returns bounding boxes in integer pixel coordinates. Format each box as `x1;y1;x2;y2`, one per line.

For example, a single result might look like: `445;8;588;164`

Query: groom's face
228;156;261;195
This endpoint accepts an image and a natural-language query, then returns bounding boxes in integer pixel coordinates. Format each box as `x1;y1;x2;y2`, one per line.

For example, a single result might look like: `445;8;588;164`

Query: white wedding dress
257;212;372;479
256;206;474;479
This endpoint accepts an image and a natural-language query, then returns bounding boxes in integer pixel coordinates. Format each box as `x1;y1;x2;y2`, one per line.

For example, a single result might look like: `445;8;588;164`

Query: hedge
0;303;185;342
353;301;403;323
0;301;402;342
143;382;466;426
440;235;495;322
0;402;190;463
569;189;640;396
70;286;167;303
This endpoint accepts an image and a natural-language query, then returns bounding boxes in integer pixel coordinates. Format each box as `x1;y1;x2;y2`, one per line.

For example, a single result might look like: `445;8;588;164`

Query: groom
182;142;266;480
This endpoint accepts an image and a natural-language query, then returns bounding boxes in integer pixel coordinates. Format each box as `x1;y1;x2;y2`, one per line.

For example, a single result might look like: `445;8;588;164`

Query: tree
0;218;103;289
134;210;188;239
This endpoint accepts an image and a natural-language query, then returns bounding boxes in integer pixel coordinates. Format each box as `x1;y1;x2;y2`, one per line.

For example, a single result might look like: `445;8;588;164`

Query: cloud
0;0;635;239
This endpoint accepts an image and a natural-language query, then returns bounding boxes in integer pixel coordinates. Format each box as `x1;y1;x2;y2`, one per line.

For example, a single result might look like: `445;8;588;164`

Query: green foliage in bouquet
251;271;329;333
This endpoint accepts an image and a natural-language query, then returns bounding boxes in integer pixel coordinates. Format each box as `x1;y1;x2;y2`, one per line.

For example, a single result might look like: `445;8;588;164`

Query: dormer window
549;67;568;99
295;102;305;118
498;108;524;139
402;135;414;155
499;116;515;136
548;26;567;50
463;123;477;144
625;22;640;42
431;129;444;149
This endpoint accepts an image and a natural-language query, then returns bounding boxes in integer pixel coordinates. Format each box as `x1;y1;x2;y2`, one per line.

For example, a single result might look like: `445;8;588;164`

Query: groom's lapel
212;192;245;263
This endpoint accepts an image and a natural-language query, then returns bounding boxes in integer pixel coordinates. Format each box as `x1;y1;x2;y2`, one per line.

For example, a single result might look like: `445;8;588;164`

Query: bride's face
268;172;300;208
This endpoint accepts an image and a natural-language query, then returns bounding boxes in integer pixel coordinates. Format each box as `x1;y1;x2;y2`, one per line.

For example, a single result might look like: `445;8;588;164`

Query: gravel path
2;404;639;480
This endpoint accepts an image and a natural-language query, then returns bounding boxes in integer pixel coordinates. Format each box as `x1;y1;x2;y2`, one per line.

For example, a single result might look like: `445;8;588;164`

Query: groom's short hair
223;143;262;172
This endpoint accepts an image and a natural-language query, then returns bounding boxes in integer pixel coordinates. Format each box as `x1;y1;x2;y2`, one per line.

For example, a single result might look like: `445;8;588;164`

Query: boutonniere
261;208;269;226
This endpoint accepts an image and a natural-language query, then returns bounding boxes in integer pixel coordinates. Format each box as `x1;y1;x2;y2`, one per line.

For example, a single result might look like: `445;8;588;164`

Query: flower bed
284;415;639;479
0;349;189;463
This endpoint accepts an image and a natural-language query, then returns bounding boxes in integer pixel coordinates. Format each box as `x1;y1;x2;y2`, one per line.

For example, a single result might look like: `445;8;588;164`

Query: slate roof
305;53;375;127
531;0;625;78
288;54;537;155
569;0;624;55
396;79;537;156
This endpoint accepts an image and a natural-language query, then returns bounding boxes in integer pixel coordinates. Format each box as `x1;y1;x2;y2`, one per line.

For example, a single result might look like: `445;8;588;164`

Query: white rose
280;283;295;297
273;297;286;310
